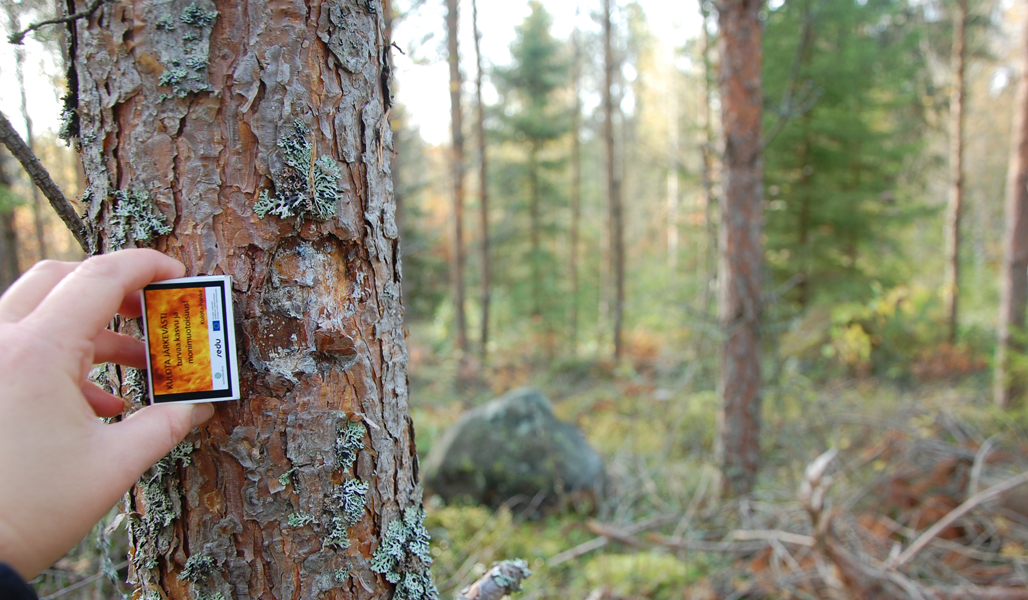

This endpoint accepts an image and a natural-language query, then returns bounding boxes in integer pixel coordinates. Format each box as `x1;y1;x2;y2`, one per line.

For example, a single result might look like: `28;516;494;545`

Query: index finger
24;250;185;341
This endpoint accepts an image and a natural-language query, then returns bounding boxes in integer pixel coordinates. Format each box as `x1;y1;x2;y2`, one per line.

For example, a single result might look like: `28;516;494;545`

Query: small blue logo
215;372;223;379
213;321;221;331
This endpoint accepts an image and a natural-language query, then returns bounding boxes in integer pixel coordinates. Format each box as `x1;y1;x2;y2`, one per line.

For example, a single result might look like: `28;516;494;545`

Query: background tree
472;0;490;362
492;1;568;330
995;9;1028;409
0;146;20;290
603;0;625;361
447;0;469;363
715;0;764;498
944;0;968;344
67;0;432;597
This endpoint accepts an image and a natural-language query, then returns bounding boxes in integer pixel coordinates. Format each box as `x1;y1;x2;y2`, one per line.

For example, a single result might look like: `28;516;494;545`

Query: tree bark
603;0;625;362
72;1;429;598
472;0;489;362
447;0;469;361
714;0;764;498
996;10;1028;410
944;0;967;344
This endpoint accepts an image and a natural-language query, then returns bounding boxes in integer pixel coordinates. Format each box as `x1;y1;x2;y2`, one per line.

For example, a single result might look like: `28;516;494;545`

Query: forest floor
408;348;1028;600
30;344;1028;599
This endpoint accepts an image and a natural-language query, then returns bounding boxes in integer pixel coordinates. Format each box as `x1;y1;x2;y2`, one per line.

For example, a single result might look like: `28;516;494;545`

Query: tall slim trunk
73;1;429;598
529;142;542;319
667;58;679;275
714;0;764;498
996;10;1028;410
603;0;625;361
472;0;489;362
0;147;20;290
446;0;469;360
944;0;967;344
4;5;49;262
569;24;582;355
699;0;718;318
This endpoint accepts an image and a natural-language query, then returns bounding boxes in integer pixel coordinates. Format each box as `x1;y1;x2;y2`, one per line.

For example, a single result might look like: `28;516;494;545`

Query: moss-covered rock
421;388;604;512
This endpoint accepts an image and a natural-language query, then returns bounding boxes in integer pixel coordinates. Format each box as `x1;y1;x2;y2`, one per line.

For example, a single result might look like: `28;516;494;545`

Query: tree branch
456;559;531;600
0;111;89;252
891;468;1028;569
7;0;109;45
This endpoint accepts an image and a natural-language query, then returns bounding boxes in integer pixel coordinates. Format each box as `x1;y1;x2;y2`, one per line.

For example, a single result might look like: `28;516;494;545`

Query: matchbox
140;275;240;404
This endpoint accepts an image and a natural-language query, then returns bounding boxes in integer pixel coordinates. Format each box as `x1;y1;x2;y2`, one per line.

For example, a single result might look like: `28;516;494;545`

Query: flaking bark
72;0;424;598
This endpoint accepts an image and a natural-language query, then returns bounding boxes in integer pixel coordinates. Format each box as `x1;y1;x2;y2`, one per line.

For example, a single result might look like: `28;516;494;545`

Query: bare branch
8;0;109;45
892;468;1028;569
0;111;89;252
548;514;676;567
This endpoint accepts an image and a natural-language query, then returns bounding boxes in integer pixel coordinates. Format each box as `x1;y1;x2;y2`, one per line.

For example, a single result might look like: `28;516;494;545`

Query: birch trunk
70;0;429;598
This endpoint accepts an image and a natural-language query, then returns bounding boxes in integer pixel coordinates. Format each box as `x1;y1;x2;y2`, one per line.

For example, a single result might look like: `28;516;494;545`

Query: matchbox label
141;276;240;404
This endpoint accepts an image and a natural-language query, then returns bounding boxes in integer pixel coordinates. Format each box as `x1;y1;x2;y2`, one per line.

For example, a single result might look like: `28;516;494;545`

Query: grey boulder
421;388;604;512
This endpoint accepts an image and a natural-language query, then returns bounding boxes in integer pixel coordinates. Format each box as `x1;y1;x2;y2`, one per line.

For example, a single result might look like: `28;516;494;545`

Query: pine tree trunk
71;1;429;598
603;0;625;361
569;24;582;356
447;0;469;361
666;61;679;275
944;0;967;345
714;0;764;498
698;1;717;318
996;11;1028;410
529;142;542;320
472;0;489;362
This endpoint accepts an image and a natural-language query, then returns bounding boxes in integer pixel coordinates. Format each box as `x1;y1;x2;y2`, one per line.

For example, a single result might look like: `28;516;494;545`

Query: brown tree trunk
603;0;625;362
72;1;429;598
0;147;20;290
447;0;469;361
944;0;967;344
714;0;764;498
569;23;582;355
996;10;1028;410
472;0;489;362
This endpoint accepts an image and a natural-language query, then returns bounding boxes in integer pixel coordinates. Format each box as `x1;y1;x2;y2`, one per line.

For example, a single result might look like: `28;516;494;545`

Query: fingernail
190;403;216;428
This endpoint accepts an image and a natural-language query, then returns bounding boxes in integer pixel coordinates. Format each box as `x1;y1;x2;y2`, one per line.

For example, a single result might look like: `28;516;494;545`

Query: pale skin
0;249;215;580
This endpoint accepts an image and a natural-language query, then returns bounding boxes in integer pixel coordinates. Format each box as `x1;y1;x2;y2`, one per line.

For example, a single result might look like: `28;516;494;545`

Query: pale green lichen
155;15;176;31
278;467;297;488
254;121;342;221
109;189;172;249
181;3;218;27
325;478;368;549
335;421;365;472
130;442;194;572
179;553;217;583
491;559;532;592
287;512;316;528
371;507;439;600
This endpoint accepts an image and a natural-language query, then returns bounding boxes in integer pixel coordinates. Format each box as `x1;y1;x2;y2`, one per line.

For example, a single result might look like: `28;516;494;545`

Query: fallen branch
0;111;89;252
891;469;1028;569
456;559;531;600
727;529;815;547
547;514;675;567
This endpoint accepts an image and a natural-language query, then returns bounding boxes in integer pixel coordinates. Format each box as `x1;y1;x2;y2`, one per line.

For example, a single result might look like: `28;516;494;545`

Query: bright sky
0;1;701;146
392;0;702;145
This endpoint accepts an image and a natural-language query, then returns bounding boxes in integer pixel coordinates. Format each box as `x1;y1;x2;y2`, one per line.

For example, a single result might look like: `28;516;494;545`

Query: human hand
0;249;215;579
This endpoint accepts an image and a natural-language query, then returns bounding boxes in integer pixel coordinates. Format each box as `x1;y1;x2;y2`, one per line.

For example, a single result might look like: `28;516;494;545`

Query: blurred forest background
9;0;1028;597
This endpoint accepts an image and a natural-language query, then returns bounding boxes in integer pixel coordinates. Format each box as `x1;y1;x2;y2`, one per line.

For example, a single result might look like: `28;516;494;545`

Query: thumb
106;403;215;482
